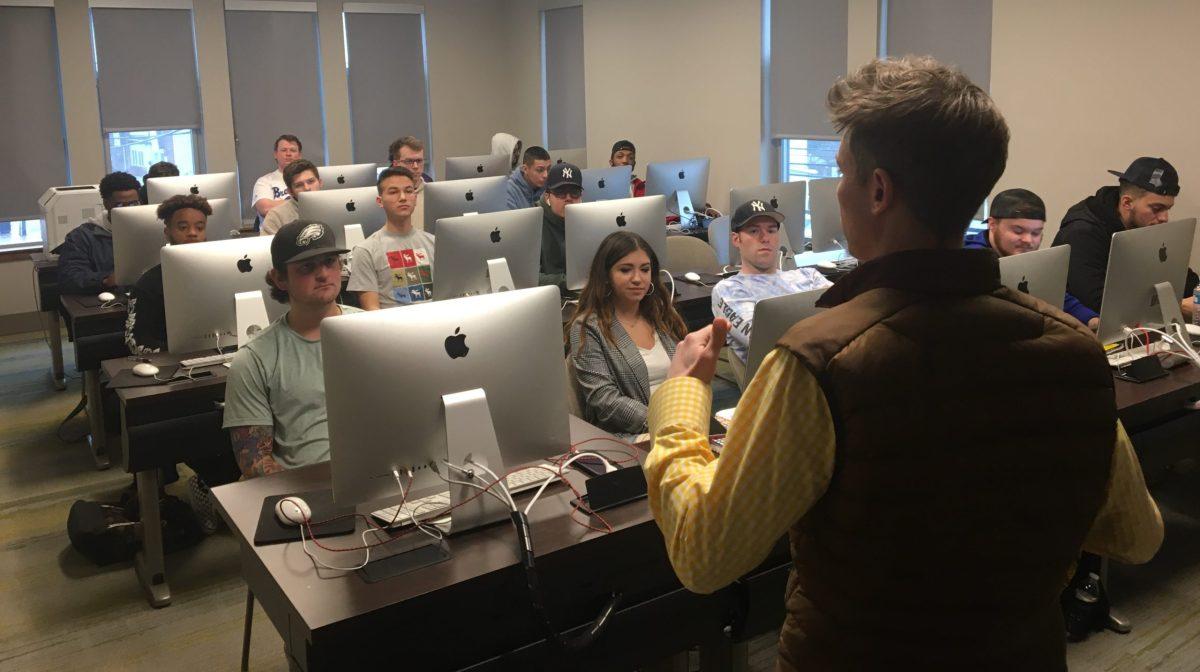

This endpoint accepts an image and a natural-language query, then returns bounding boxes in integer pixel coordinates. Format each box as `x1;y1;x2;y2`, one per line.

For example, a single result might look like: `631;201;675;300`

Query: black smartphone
571;455;609;477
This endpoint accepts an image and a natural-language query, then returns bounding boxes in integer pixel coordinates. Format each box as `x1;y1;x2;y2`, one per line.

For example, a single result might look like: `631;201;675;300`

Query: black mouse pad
108;365;186;389
253;489;357;546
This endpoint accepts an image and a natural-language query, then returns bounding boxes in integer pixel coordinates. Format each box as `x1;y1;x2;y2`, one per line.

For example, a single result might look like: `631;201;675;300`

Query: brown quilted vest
774;249;1115;672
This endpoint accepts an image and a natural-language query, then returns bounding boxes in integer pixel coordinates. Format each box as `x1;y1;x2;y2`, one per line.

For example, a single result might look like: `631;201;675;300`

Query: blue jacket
963;229;1098;325
504;167;542;211
56;221;115;295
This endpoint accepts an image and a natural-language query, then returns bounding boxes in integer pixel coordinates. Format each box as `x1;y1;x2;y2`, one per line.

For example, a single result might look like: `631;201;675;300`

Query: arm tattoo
230;425;284;478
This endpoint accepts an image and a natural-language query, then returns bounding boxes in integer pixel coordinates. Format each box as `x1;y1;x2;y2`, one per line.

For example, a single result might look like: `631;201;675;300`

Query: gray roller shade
225;8;326;208
885;0;992;91
770;0;848;139
92;7;202;131
0;6;68;220
542;6;586;150
345;10;430;165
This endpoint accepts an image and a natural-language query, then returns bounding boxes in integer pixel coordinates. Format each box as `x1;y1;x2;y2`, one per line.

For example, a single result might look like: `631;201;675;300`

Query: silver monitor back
444;153;510;181
564;195;667;290
645;158;710;211
729;181;807;255
146;172;242;224
295;187;387;242
322;285;571;505
112;197;234;285
162;236;287;354
998;245;1070;308
423;175;509;236
581;166;634;202
1097;217;1197;345
432;207;543;299
549;148;587;168
808;178;843;253
744;289;825;384
317;163;378;190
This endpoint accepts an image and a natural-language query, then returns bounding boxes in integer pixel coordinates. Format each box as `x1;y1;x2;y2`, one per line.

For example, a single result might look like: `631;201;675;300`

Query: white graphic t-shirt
347;227;436;308
251;169;289;211
712;268;833;362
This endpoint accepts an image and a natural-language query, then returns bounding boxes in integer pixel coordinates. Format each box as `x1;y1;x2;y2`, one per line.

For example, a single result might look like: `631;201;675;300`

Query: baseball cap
989;188;1046;221
611;139;636;157
271;220;349;271
731;199;785;232
1107;157;1180;197
545;162;583;193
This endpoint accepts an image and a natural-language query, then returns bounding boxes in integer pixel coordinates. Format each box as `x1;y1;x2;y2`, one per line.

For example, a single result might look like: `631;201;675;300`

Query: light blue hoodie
505;166;543;211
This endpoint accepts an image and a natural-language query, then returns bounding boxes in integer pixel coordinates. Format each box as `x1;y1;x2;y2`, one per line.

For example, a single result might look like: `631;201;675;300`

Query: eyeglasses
551;188;583;200
397;158;425;167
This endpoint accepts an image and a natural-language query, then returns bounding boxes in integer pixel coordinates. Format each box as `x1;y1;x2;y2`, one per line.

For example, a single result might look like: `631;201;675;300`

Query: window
541;5;586;150
782;138;841;236
0;220;45;253
105;129;199;177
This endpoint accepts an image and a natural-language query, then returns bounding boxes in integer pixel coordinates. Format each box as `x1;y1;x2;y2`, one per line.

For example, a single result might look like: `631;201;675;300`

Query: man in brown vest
642;56;1163;671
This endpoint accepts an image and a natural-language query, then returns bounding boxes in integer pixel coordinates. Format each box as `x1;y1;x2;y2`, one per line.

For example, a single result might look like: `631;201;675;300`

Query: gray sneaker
188;475;219;535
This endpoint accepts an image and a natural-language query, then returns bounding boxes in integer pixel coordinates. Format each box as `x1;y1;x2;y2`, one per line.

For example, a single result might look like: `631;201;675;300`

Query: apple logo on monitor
189;185;200;195
616;213;627;227
345;200;356;213
475;164;484;173
1159;244;1168;262
337;175;346;185
237;255;253;273
770;196;779;209
677;170;686;180
598;178;607;189
1017;276;1029;294
490;227;501;243
465;190;475;202
444;327;469;359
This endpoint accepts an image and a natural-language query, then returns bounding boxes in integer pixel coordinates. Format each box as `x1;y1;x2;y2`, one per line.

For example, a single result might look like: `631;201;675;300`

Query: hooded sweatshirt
1053;186;1198;312
56;220;115;295
538;197;567;293
505;166;543;211
491;132;522;171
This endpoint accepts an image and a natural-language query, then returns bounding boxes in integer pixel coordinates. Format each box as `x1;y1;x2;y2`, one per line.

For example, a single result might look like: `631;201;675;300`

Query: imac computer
317;163;379;190
564;195;667;291
729;181;807;255
645;158;710;226
112;197;233;285
322;285;570;509
1096;217;1197;346
432;207;542;299
146;172;242;225
743;289;825;384
295;187;387;242
422;176;509;236
549;148;587;168
581;166;634;202
444;153;510;181
808;177;845;254
162;236;287;354
997;245;1070;308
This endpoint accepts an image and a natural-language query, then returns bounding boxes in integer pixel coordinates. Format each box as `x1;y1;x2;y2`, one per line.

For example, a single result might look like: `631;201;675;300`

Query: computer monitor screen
549;148;587;168
316;163;379;190
162;236;287;354
564;195;667;291
1096;217;1197;345
444;154;510;181
146;172;242;225
581;166;634;203
422;176;509;236
645;158;710;212
997;245;1070;308
808;178;844;253
729;181;807;255
295;186;387;243
744;289;825;384
432;207;543;299
112;197;234;285
322;285;571;505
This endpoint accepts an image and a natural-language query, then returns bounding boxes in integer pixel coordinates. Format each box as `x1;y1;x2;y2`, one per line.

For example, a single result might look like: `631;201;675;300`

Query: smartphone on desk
571;455;611;477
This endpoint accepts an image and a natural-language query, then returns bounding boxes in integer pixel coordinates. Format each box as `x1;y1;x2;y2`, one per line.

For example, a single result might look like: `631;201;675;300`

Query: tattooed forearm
230;425;284;478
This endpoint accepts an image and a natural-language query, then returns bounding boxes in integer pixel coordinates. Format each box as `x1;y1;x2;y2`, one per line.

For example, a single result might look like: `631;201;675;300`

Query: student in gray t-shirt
223;220;356;478
347;166;435;309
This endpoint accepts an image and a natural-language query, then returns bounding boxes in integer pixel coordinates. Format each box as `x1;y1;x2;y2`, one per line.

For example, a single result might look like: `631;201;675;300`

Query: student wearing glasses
56;171;142;295
537;162;583;293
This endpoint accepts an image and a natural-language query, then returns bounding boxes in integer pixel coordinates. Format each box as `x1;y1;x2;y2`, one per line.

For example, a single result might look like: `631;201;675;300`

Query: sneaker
188;475;220;535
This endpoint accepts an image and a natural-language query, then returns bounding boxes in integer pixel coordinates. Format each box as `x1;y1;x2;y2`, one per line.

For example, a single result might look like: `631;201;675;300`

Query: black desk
31;252;66;389
62;294;128;469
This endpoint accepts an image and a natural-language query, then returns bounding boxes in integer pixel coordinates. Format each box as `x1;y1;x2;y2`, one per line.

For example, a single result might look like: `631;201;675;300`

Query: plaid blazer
567;314;679;436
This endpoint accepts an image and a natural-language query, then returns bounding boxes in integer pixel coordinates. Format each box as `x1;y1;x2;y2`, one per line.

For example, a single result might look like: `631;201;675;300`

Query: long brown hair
566;231;687;353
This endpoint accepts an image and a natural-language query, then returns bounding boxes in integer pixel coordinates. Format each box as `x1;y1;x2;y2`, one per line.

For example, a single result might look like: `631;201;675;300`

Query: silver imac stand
486;258;515;293
441;388;513;533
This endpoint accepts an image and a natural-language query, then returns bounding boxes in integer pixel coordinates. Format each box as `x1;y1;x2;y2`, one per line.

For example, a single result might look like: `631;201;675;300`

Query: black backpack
67;494;206;567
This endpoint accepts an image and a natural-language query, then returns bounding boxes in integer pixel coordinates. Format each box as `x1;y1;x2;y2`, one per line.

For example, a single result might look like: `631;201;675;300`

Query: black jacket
1053;186;1198;312
538;198;567;293
125;264;167;354
55;221;114;295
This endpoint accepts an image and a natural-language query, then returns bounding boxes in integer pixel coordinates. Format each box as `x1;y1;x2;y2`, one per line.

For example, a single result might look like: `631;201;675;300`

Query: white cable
658;269;675;303
523;451;615;516
434;461;516;511
467;458;517;511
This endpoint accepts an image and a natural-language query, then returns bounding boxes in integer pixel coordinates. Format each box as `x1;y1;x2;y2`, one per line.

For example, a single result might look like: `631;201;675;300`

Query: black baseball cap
731;199;785;232
271;220;349;271
989;188;1046;221
1108;157;1180;197
611;140;636;157
545;162;583;193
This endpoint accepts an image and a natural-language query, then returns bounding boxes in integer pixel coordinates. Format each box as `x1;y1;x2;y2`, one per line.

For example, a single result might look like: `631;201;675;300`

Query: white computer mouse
97;291;116;302
275;497;311;527
816;261;838;270
684;271;701;282
131;362;159;378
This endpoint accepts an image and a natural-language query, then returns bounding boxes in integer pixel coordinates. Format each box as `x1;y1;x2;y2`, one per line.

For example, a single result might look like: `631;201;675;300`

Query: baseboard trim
0;311;48;337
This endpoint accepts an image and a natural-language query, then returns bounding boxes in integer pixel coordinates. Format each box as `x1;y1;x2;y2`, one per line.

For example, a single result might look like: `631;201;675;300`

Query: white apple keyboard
179;352;236;368
371;463;560;528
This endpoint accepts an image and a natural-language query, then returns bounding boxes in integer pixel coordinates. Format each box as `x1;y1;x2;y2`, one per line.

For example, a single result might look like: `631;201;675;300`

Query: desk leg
134;468;171;608
699;634;749;672
83;370;110;470
44;310;66;390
